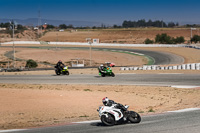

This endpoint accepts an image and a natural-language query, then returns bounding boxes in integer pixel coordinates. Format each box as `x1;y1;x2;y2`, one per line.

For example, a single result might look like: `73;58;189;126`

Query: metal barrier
120;63;200;71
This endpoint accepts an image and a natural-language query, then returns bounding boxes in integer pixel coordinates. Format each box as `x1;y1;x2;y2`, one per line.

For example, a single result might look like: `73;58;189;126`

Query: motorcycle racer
56;60;65;71
98;97;141;126
102;97;127;112
98;64;106;73
98;64;115;77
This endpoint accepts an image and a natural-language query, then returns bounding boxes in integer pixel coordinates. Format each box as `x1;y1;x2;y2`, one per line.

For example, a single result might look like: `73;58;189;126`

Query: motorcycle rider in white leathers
102;97;127;112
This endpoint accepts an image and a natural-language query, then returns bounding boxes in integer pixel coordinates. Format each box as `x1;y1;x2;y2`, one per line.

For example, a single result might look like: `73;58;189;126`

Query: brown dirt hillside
40;28;198;43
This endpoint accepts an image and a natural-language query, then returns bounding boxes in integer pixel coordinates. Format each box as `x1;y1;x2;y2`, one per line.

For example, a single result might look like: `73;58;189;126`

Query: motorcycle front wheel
101;73;105;77
62;71;69;75
128;111;141;123
101;114;115;126
111;72;115;77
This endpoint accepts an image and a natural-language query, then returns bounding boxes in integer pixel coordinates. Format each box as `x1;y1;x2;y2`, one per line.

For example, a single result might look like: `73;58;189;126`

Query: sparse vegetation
84;89;92;92
148;107;155;112
25;59;38;68
138;110;144;113
79;115;89;118
144;38;154;44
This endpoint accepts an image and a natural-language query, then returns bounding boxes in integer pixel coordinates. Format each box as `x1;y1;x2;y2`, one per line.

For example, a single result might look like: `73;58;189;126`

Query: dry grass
40;28;197;44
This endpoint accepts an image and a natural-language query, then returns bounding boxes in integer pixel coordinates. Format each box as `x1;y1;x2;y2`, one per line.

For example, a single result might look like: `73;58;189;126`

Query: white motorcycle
97;104;141;126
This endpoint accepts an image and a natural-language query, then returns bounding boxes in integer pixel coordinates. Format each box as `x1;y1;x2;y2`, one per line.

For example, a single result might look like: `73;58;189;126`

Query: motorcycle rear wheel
55;70;61;75
101;114;115;126
128;111;141;123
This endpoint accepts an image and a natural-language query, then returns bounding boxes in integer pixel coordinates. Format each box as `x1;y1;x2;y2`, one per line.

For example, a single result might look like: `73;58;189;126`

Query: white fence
2;41;200;49
120;63;200;71
1;41;187;47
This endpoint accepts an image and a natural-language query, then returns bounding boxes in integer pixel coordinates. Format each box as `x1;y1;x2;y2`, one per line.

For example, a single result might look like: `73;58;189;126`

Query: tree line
1;19;199;30
122;19;179;28
144;33;200;44
0;22;26;30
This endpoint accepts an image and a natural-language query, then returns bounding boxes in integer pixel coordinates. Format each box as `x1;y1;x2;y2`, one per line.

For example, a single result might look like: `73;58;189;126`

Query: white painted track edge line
72;108;200;124
0;129;27;133
167;108;200;113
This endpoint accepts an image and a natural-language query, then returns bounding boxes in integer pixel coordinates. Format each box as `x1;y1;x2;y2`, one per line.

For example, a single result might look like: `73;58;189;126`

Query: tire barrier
184;45;200;50
120;63;200;71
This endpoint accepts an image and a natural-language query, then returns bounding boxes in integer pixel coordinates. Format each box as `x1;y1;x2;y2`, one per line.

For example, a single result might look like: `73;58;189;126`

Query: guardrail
1;41;188;47
120;63;200;71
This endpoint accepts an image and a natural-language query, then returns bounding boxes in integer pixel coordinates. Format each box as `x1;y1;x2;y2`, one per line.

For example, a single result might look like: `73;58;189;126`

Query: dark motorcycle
55;65;69;75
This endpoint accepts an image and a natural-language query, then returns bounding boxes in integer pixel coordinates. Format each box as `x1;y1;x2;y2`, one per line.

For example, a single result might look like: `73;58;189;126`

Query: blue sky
0;0;200;25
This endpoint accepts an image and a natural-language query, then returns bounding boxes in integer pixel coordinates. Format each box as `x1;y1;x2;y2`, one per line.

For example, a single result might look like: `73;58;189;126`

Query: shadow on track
90;122;105;127
90;122;131;127
94;76;102;78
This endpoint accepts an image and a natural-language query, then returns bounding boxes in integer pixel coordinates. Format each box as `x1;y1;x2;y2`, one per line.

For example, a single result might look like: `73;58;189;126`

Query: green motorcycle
98;66;115;77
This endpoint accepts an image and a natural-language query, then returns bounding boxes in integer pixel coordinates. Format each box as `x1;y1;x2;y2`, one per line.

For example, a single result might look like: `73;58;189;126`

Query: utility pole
10;21;16;68
56;33;58;49
89;41;92;66
86;38;92;66
38;9;42;39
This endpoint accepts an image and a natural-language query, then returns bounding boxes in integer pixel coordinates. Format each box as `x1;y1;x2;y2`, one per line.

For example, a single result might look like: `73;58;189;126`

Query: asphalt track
93;47;184;65
6;110;200;133
2;46;185;65
0;74;200;87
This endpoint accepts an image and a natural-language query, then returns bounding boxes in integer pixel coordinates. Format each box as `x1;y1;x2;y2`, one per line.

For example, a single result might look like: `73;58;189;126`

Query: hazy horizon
1;0;200;26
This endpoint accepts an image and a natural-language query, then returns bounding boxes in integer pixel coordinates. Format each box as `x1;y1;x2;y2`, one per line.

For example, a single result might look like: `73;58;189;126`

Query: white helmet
102;97;109;105
100;64;103;67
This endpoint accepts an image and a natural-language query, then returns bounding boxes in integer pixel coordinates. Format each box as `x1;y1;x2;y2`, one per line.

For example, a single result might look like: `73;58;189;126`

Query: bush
191;35;200;44
155;33;185;44
155;33;173;44
173;36;185;44
25;59;38;68
144;38;154;44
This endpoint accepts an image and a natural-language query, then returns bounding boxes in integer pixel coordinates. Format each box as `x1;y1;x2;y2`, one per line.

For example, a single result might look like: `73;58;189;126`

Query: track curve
8;110;200;133
2;46;184;65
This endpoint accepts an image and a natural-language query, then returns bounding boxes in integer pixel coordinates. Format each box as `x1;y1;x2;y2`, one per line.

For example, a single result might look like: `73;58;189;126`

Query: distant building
0;27;6;31
59;29;64;32
34;27;39;30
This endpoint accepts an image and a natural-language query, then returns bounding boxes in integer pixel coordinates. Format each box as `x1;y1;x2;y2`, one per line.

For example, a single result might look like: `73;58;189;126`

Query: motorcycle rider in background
56;60;65;72
98;64;106;73
102;97;127;112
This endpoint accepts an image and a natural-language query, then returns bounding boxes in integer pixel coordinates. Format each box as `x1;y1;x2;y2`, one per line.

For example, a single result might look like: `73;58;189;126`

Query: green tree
173;36;185;44
155;33;173;44
67;24;74;28
25;59;38;68
168;22;176;27
191;35;200;44
46;24;55;29
59;24;67;29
